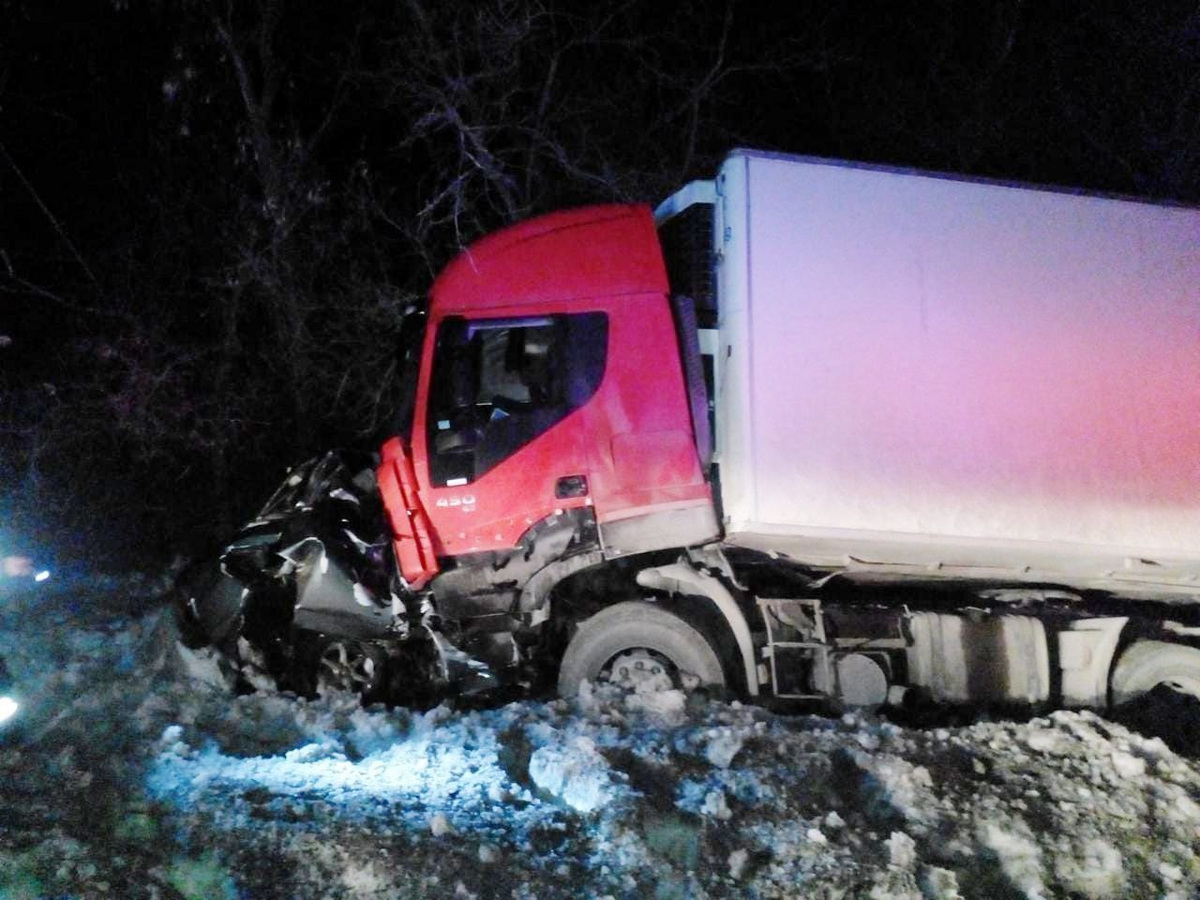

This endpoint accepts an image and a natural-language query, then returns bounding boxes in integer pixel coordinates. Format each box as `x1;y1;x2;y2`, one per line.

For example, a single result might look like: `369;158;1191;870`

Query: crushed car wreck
176;450;501;707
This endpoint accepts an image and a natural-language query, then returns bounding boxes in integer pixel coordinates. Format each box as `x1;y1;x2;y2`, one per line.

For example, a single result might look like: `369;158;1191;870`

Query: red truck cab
378;205;718;598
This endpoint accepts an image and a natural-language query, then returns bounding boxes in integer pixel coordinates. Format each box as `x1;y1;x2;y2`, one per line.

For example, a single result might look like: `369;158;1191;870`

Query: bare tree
373;0;838;252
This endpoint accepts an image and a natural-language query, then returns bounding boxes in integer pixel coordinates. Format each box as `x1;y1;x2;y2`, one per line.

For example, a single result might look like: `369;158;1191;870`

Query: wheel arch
1110;638;1200;707
634;561;759;697
557;599;727;697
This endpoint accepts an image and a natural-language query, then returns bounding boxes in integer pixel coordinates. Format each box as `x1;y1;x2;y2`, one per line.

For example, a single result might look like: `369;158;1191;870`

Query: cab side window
427;313;607;486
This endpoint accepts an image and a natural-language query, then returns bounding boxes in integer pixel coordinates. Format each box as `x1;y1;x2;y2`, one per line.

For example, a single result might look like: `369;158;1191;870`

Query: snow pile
979;823;1046;899
527;734;617;812
3;582;1200;898
142;682;1200;898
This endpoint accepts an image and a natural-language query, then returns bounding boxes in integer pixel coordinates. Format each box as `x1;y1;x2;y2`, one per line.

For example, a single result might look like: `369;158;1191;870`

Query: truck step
756;597;831;700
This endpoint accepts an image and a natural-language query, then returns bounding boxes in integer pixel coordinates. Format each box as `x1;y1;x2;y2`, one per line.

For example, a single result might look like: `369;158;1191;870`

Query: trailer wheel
557;601;726;697
1110;641;1200;706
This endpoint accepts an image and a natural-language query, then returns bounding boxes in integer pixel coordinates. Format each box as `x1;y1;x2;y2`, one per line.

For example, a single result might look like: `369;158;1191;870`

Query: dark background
1;0;1197;568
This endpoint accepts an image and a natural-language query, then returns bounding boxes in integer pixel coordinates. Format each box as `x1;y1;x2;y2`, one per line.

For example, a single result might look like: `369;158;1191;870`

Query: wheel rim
604;649;676;693
316;642;378;695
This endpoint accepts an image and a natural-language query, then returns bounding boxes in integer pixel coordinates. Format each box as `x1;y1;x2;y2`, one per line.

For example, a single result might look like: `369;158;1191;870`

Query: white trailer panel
714;150;1200;592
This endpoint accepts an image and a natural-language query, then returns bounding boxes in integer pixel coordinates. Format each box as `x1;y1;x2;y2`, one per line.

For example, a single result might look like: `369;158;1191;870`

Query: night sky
1;0;1197;565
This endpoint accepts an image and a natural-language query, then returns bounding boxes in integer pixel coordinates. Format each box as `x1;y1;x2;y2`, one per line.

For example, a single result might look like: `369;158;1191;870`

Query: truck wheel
1110;640;1200;706
557;601;726;697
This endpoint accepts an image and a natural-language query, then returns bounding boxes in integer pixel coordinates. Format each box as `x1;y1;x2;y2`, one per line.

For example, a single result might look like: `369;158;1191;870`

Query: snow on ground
1;581;1199;899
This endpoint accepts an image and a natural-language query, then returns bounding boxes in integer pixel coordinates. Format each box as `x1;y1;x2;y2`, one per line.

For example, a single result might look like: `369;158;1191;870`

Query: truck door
417;311;609;556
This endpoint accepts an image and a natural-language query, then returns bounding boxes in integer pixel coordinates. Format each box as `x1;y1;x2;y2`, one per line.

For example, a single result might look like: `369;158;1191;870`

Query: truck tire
558;601;726;697
1110;640;1200;707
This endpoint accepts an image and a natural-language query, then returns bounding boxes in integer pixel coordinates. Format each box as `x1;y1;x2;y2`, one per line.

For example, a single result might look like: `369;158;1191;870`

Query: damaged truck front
179;149;1200;722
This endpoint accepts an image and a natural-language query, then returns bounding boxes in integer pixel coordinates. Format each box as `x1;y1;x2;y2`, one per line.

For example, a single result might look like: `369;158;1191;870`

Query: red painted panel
389;204;713;560
432;205;669;314
584;293;712;524
376;437;440;588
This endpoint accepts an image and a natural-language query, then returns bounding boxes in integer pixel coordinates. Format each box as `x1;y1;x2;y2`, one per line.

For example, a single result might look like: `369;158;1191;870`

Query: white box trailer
704;150;1200;600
